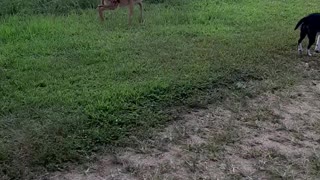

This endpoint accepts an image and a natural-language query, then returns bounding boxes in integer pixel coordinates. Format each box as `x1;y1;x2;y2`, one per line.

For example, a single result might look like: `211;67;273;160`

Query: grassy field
0;0;318;179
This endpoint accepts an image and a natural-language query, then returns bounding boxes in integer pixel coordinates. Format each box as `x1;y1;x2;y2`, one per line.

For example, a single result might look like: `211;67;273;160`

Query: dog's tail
294;17;307;30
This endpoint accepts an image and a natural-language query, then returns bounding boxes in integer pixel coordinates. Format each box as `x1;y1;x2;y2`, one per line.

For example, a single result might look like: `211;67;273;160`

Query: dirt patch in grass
42;62;320;179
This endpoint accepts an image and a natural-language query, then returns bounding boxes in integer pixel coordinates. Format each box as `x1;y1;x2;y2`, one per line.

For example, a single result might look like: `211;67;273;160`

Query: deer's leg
128;0;134;25
98;0;109;21
137;2;143;23
98;6;107;21
98;3;118;22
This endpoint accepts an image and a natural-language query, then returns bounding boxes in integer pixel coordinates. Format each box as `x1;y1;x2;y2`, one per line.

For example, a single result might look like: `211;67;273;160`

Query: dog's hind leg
307;32;317;56
298;28;307;55
315;35;320;53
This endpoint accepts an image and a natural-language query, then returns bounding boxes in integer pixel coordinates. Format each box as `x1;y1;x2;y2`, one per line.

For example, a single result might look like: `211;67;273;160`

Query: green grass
0;0;318;179
0;0;99;16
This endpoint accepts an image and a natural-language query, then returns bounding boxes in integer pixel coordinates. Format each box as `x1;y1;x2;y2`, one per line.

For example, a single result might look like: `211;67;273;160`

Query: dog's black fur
295;13;320;53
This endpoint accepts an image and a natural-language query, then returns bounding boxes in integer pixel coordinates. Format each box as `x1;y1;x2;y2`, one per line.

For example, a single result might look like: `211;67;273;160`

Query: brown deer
97;0;143;25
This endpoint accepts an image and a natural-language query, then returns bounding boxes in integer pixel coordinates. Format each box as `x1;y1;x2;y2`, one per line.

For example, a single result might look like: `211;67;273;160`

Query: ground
1;1;320;179
41;61;320;180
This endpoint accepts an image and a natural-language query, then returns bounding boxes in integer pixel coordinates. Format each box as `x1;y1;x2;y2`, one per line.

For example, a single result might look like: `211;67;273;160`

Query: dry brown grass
43;61;320;180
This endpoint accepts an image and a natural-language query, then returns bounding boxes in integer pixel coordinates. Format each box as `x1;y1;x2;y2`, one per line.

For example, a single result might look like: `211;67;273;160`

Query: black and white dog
295;13;320;56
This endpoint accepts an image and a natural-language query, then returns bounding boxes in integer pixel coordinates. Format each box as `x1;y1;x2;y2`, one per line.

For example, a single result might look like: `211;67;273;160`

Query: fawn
98;0;143;25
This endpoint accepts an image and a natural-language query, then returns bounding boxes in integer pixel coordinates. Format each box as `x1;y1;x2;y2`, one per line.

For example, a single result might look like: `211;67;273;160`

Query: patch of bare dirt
44;63;320;180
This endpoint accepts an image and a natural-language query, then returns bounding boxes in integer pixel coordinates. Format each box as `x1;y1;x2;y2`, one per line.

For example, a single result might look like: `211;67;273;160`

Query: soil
44;60;320;180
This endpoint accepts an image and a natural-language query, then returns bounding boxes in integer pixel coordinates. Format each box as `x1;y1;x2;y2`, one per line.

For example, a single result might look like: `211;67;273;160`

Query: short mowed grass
0;0;318;178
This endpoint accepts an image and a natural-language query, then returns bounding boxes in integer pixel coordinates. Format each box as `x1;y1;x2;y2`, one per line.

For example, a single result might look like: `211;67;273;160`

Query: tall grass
0;0;318;179
0;0;97;15
0;0;167;16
